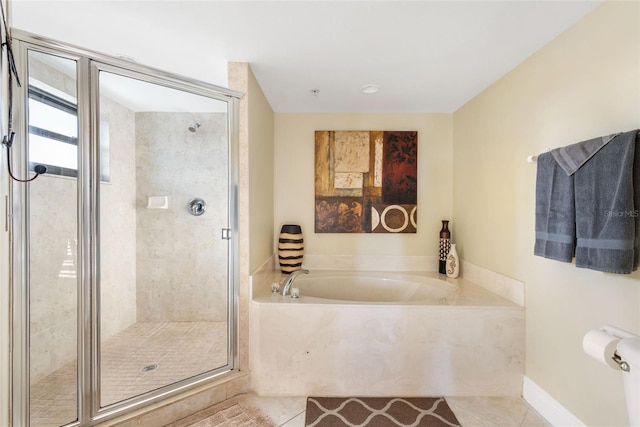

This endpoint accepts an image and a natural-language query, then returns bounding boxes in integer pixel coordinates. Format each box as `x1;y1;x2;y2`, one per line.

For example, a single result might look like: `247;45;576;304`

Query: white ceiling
11;0;603;113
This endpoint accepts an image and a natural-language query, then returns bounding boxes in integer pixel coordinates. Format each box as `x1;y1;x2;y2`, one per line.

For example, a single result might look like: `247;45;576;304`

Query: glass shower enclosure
9;31;239;426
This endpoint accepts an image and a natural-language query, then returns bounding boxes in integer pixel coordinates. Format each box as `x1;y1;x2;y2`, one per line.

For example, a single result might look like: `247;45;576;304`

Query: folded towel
574;130;639;274
551;133;620;176
534;152;576;262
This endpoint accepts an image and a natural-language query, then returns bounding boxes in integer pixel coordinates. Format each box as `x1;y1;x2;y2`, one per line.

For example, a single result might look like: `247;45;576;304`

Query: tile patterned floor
100;321;227;407
30;321;228;427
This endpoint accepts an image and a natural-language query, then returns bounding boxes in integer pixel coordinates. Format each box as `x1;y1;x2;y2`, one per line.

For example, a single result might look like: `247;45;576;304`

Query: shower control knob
188;198;207;216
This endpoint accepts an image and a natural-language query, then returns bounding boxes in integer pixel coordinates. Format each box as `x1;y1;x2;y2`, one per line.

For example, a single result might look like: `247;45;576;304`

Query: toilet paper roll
583;329;621;370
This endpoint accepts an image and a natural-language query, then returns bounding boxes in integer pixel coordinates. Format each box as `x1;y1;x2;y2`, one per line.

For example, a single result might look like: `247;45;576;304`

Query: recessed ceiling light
360;84;380;94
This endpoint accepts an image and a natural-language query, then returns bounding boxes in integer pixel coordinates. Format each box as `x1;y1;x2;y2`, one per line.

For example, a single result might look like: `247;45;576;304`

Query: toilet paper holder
603;324;634;372
612;353;630;372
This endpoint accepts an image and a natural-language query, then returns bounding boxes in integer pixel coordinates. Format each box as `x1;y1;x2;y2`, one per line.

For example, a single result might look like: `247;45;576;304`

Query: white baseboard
523;376;586;427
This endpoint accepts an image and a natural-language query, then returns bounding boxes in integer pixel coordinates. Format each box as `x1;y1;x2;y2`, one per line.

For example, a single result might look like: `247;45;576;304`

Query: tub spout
282;269;309;296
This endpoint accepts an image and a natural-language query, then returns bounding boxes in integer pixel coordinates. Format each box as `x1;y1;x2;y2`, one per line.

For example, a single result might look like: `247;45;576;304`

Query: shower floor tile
29;321;228;427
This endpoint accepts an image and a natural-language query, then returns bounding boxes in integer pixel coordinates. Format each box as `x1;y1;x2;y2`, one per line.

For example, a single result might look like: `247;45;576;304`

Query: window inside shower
27;80;78;176
27;72;111;182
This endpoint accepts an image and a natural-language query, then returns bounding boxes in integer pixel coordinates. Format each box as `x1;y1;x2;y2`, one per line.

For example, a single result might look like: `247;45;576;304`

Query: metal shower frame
8;29;241;426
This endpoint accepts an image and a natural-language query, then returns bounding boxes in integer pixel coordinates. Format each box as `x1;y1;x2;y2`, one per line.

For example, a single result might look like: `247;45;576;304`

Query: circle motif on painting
410;206;417;229
381;205;409;232
371;206;381;231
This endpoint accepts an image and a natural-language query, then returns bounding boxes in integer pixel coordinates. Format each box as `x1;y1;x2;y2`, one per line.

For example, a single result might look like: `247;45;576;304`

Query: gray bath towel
534;152;575;262
574;130;639;274
551;133;620;176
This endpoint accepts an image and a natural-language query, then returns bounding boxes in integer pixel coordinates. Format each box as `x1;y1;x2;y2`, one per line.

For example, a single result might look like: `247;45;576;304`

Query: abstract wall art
314;130;418;233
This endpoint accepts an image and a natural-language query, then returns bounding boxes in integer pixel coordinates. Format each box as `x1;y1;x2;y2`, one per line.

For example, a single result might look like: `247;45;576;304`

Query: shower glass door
13;32;239;426
96;67;233;408
26;48;80;427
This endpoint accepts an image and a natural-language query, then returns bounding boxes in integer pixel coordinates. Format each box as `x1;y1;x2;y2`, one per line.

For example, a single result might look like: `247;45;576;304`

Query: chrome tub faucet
282;269;309;296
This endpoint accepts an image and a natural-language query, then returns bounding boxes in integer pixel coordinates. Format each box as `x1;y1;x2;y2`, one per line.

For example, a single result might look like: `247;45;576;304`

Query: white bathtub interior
279;271;458;303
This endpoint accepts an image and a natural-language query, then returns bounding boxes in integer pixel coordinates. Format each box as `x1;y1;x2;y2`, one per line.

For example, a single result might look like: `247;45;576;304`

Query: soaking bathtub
249;270;524;397
277;271;459;304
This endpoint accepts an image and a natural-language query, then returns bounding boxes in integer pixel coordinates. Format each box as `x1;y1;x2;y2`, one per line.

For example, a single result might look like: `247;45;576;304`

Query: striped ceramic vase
278;224;304;274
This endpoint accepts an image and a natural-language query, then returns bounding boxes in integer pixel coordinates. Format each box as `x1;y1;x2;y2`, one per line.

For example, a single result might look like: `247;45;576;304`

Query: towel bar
527;147;551;163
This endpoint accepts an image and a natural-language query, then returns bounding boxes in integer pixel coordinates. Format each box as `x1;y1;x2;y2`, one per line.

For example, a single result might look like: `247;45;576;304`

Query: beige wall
453;1;640;426
274;113;453;257
248;67;275;273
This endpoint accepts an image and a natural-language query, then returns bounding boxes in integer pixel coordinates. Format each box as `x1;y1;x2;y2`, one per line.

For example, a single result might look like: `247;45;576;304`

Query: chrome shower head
188;122;201;132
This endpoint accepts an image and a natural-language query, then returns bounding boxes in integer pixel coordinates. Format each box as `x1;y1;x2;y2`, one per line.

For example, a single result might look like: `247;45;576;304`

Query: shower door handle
221;228;231;240
188;198;206;216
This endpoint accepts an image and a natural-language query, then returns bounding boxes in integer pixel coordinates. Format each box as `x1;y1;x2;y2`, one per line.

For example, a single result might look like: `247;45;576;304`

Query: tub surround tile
461;261;525;307
249;256;524;398
250;302;524;397
449;276;521;307
303;254;439;271
249;256;278;299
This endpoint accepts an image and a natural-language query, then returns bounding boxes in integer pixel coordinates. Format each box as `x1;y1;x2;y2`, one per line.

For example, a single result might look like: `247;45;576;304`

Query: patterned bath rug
166;394;277;427
305;397;461;427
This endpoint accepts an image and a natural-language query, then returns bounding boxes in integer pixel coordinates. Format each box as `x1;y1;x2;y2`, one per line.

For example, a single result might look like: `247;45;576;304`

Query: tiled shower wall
134;112;229;322
29;176;79;384
99;95;138;339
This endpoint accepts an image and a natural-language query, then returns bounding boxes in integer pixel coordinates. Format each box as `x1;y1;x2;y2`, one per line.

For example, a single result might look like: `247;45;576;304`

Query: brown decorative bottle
439;220;451;274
